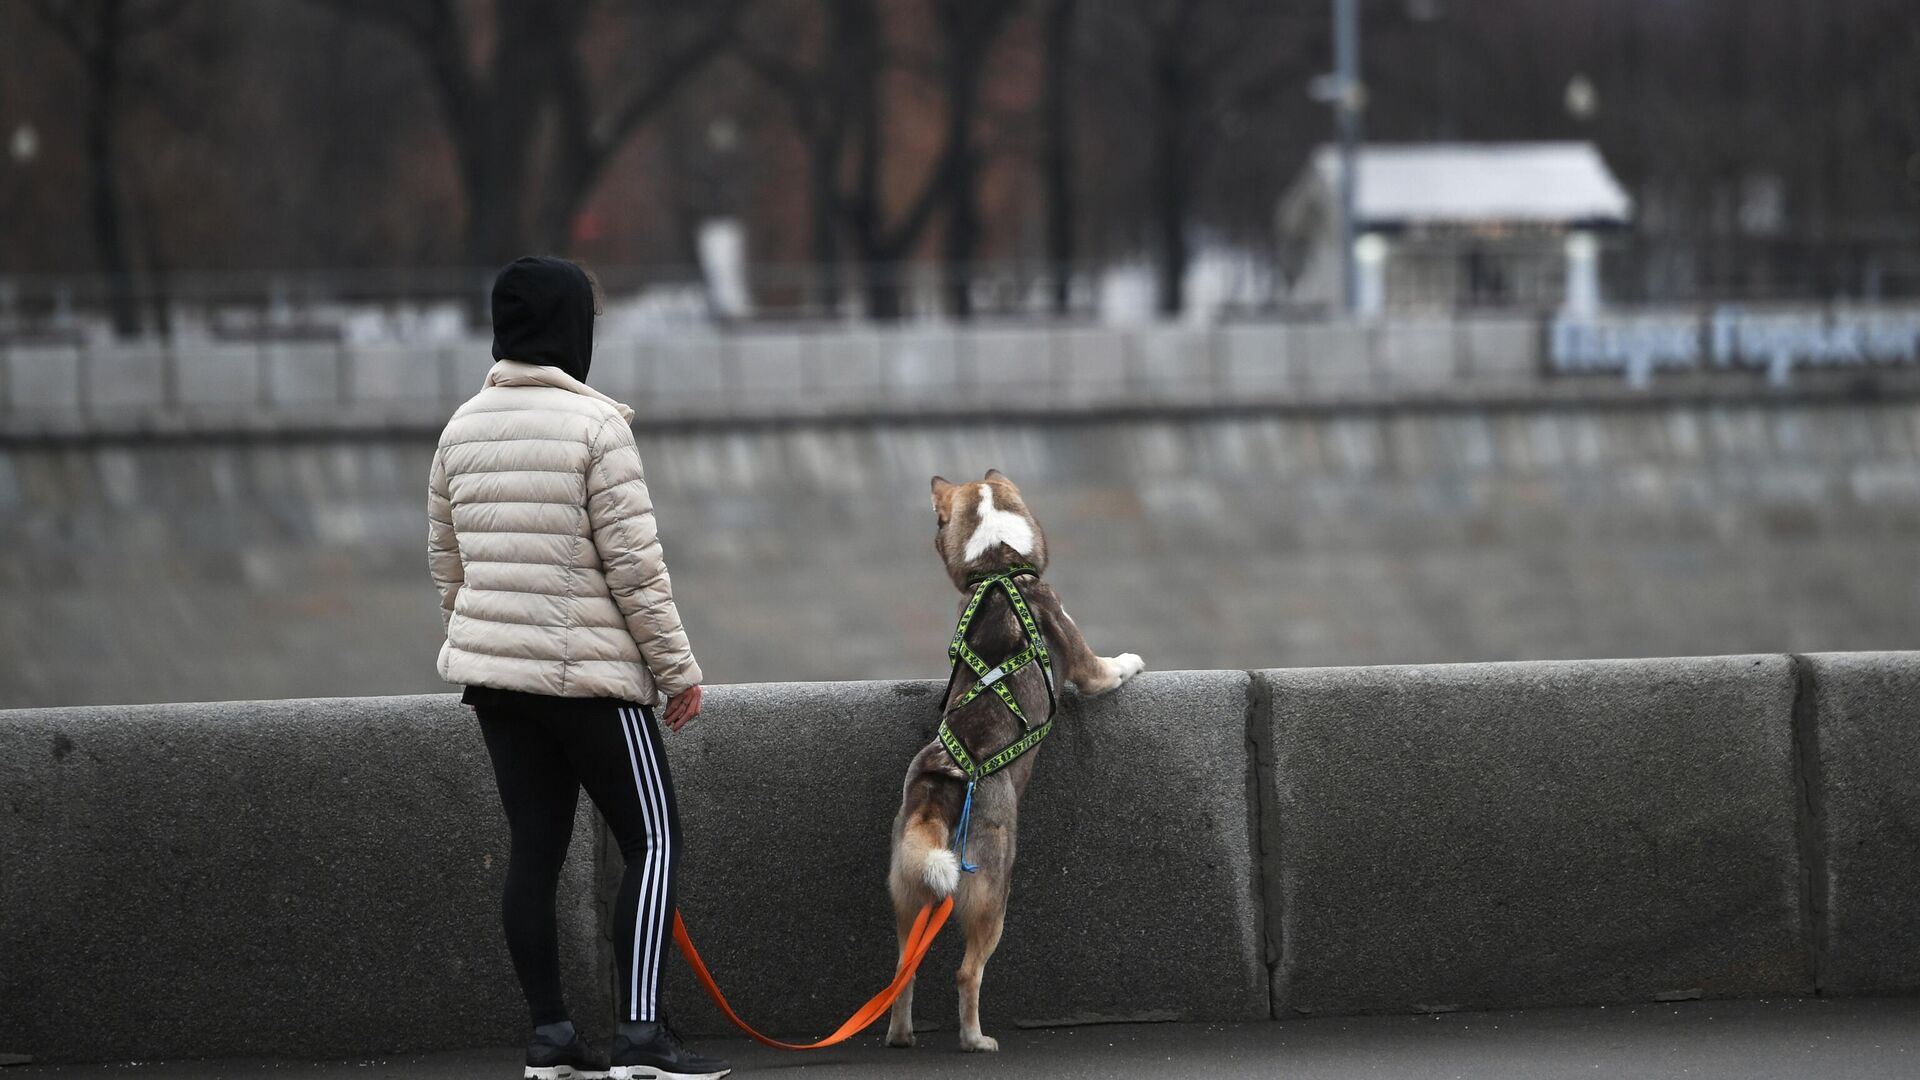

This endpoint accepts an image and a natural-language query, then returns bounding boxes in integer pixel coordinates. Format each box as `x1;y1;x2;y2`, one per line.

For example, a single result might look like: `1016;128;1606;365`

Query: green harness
936;564;1056;782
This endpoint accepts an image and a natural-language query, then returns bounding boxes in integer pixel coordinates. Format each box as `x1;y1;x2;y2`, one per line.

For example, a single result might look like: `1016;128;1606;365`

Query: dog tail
894;812;960;898
922;848;961;897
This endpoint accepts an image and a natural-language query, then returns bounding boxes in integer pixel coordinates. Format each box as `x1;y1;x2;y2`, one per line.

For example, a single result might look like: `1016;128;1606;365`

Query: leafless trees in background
1038;0;1075;315
27;0;188;335
737;0;1023;319
1081;1;1319;317
308;0;746;267
742;1;947;319
5;0;1920;332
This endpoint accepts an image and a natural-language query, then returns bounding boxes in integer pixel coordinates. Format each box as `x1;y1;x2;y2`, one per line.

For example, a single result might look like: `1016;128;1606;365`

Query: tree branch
314;0;480;152
121;0;190;39
590;0;749;160
306;0;442;42
871;152;951;259
733;34;823;136
28;0;96;57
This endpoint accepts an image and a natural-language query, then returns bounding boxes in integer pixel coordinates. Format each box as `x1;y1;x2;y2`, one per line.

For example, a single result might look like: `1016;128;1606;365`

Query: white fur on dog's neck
963;483;1034;562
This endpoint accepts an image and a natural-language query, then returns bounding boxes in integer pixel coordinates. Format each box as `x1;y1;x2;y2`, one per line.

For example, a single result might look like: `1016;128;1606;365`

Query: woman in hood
428;256;730;1080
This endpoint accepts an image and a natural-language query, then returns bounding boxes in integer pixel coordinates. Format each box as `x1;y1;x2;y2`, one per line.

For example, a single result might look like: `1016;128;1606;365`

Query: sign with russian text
1549;307;1920;387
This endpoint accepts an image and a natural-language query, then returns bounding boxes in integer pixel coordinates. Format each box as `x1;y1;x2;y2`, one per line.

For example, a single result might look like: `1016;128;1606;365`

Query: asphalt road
8;998;1918;1079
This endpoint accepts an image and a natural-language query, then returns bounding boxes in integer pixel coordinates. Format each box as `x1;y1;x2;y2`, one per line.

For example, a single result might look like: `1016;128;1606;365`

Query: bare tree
832;0;944;320
1041;0;1078;315
1090;0;1314;318
932;0;1021;319
735;0;859;312
741;1;936;319
29;0;186;336
310;0;746;268
534;2;747;253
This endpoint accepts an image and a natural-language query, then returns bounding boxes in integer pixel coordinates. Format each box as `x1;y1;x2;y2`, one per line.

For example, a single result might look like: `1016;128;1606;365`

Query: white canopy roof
1309;142;1633;226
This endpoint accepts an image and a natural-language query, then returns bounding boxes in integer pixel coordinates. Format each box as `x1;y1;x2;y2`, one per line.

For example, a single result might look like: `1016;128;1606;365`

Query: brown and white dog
885;470;1145;1052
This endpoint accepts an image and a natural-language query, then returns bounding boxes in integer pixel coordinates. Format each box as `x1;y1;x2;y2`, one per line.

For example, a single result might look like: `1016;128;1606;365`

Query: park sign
1549;306;1920;388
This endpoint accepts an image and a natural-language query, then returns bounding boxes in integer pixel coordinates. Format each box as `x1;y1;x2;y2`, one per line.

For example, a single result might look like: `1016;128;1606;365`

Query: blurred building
1278;142;1633;315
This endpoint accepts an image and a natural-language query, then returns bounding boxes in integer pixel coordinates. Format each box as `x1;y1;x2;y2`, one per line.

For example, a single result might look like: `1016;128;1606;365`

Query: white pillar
1563;230;1600;317
697;217;752;320
1354;232;1388;318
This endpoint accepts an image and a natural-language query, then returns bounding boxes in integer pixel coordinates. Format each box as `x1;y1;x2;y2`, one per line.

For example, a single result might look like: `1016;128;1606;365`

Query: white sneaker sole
525;1067;610;1080
607;1067;731;1080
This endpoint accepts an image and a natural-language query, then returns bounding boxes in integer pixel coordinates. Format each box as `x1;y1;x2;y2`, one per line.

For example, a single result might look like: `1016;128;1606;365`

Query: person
427;256;730;1080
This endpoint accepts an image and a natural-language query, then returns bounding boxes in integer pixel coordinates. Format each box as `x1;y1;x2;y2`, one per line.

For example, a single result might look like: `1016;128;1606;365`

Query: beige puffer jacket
427;359;701;704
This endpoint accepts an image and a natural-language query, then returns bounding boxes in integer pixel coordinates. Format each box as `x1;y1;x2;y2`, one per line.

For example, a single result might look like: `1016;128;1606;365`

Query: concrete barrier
4;653;1918;1064
262;342;342;407
1221;323;1293;395
83;345;167;411
972;327;1055;392
3;344;81;411
661;672;1267;1041
179;342;265;408
0;696;601;1062
14;313;1920;439
1255;657;1811;1017
348;344;440;404
877;330;961;405
1803;652;1920;995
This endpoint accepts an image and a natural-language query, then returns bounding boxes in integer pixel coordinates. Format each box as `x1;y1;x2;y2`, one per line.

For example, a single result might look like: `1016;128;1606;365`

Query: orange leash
672;896;953;1051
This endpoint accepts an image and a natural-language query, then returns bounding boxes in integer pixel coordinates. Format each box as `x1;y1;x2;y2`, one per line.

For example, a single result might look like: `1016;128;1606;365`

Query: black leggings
476;701;681;1026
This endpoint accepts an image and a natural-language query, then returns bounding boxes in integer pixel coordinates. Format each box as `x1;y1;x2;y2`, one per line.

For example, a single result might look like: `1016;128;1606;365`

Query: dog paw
1104;653;1146;685
959;1033;1000;1053
886;1027;916;1049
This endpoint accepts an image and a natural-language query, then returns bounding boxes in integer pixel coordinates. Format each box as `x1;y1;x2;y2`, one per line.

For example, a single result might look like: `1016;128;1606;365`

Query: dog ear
931;476;954;516
984;468;1008;482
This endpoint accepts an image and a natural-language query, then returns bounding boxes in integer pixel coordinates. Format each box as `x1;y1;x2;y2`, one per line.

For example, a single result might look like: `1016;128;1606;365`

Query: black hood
490;256;596;382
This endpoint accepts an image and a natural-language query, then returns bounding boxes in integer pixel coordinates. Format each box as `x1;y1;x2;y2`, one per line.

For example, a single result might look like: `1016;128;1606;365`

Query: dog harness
937;564;1056;872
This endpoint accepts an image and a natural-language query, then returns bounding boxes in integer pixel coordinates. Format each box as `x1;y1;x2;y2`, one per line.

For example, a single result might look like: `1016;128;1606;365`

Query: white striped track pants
476;699;681;1026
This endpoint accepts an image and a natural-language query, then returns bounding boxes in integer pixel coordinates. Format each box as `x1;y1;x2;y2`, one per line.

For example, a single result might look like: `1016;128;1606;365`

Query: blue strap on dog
952;781;980;873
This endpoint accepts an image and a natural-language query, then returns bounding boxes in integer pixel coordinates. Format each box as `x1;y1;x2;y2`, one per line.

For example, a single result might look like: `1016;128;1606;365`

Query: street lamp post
1333;0;1362;316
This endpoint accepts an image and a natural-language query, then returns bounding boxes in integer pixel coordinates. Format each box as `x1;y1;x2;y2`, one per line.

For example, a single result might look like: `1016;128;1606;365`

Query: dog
885;470;1146;1052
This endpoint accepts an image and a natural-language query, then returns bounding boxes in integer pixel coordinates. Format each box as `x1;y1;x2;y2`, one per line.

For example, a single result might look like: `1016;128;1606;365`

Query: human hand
662;684;702;732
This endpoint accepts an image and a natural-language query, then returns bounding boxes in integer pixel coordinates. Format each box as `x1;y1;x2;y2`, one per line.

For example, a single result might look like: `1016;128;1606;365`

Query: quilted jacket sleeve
427;445;463;630
586;415;704;697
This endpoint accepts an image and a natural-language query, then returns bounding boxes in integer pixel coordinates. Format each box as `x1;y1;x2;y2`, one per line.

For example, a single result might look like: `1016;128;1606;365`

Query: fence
7;307;1920;439
9;237;1920;337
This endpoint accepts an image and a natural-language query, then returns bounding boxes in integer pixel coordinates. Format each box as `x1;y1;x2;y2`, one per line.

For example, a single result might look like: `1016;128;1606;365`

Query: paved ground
8;999;1918;1079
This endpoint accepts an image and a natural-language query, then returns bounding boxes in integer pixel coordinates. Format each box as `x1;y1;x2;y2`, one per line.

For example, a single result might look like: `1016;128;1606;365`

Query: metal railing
11;239;1917;345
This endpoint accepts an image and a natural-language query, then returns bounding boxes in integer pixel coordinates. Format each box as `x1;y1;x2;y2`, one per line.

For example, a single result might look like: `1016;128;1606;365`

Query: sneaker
608;1021;732;1080
524;1027;609;1080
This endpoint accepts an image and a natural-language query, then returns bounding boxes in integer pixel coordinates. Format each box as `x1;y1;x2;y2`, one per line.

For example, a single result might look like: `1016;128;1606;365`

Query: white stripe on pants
618;706;673;1022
